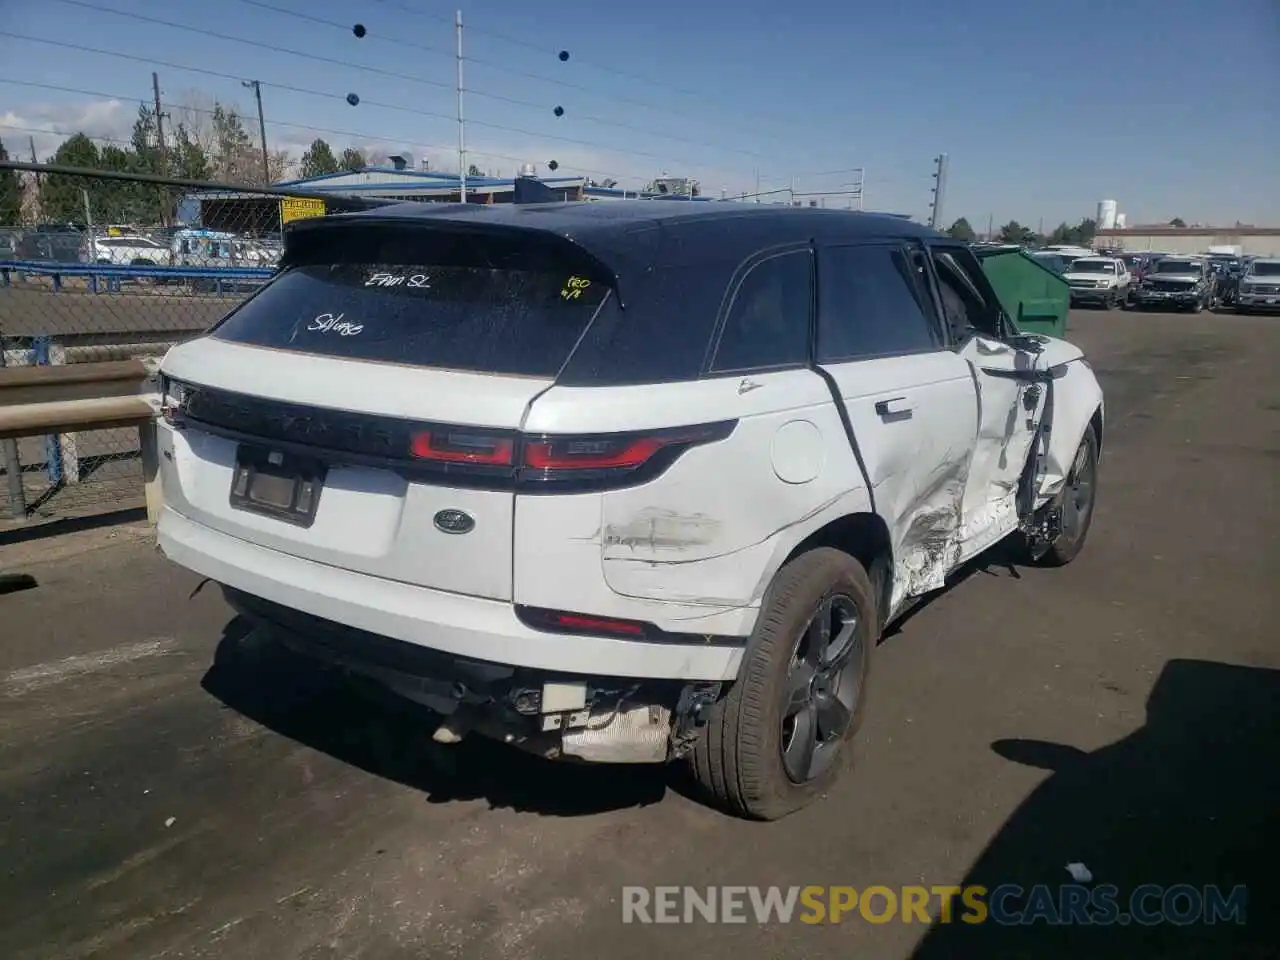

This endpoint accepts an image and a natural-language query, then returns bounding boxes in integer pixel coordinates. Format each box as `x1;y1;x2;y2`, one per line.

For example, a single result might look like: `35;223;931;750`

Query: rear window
211;261;612;377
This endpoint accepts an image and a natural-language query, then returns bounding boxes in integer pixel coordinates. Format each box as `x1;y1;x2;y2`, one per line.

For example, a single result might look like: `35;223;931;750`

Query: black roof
287;199;938;304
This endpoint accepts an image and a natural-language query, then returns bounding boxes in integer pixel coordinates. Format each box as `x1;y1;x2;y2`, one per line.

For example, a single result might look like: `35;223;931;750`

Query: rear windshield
211;261;612;377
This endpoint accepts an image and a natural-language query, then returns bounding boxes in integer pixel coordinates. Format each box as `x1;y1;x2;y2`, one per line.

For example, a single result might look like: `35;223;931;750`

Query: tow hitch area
455;677;722;765
224;587;723;764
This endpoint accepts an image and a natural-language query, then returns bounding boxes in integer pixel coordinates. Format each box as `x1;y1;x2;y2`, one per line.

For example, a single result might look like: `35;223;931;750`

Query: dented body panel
522;369;866;611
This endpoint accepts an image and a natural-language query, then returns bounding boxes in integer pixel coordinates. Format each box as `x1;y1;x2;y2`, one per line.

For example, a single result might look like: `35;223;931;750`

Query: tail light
409;428;515;466
517;605;648;637
519;421;735;490
160;376;187;426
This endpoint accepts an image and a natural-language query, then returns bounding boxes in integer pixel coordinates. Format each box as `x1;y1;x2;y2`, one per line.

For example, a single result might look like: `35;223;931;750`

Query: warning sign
281;197;326;224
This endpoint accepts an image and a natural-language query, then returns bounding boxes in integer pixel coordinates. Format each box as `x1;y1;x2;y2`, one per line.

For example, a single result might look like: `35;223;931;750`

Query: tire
688;547;876;820
1103;291;1117;310
1035;423;1099;567
1191;298;1204;314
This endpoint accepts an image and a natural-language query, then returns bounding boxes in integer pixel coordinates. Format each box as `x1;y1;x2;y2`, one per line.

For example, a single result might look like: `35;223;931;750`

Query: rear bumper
158;506;746;681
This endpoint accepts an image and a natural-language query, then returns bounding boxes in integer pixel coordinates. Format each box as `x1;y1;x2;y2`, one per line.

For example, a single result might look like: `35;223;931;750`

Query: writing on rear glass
365;272;431;288
561;276;591;300
306;312;364;336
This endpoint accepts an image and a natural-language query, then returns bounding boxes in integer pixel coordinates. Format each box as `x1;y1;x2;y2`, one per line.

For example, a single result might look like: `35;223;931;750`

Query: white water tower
1097;199;1118;230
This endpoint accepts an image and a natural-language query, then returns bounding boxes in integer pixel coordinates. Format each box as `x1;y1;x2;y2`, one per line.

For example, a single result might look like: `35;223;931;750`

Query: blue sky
1;0;1277;227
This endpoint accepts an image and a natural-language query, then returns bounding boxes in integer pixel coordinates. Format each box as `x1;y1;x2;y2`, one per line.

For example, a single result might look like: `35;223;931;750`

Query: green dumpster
973;246;1070;338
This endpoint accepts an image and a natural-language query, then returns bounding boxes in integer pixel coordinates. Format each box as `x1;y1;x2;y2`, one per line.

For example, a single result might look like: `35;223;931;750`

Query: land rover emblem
433;509;475;535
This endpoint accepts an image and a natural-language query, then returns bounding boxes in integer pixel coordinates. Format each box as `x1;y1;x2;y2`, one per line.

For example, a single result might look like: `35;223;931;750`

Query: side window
930;246;1003;338
710;249;811;373
816;243;942;362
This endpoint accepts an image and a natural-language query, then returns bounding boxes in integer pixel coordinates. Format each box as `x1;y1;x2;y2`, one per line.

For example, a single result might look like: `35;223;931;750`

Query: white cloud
0;99;135;158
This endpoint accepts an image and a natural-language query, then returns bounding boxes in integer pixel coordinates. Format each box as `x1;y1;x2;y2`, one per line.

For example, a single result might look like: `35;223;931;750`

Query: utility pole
927;153;948;229
456;10;467;203
152;72;171;226
243;80;270;184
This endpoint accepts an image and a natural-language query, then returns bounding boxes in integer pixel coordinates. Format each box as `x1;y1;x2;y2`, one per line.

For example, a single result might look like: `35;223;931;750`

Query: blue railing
0;259;275;295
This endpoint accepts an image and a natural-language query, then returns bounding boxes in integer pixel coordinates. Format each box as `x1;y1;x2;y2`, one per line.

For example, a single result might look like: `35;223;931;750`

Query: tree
0;139;22;226
300;138;340;179
210;103;257;184
1169;217;1186;228
38;133;101;225
467;163;488;178
998;220;1036;246
339;147;366;172
946;217;975;242
1047;217;1098;247
169;122;210;181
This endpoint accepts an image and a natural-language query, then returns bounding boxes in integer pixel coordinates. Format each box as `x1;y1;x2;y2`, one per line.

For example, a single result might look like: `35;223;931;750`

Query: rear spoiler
278;211;639;307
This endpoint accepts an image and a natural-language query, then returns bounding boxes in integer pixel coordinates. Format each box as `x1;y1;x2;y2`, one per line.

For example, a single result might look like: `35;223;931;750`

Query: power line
45;0;775;165
49;0;456;92
370;0;711;103
0;75;687;181
0;122;132;148
232;0;793;153
0;84;640;184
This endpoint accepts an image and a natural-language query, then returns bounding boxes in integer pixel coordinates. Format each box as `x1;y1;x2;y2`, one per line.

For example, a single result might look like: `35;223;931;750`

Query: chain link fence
0;164;378;526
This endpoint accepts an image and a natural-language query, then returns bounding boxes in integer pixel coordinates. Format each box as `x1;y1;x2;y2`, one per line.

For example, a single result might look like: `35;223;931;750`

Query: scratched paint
601;509;722;553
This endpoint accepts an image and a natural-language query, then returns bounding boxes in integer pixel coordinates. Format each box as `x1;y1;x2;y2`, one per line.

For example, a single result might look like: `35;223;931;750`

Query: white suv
1063;256;1130;309
88;234;170;266
156;203;1104;820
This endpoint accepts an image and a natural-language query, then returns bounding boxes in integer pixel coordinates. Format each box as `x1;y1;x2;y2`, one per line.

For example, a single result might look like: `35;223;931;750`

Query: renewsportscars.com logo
621;884;1248;926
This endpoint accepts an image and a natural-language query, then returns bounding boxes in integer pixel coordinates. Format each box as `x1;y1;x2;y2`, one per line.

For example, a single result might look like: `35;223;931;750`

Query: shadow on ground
200;617;673;817
910;658;1280;959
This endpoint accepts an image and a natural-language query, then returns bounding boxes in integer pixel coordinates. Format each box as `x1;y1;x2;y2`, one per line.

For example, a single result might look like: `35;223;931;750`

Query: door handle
874;396;912;418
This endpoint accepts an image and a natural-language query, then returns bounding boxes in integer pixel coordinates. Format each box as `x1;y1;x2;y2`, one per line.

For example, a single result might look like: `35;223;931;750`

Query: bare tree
168;88;218;157
267;148;296;183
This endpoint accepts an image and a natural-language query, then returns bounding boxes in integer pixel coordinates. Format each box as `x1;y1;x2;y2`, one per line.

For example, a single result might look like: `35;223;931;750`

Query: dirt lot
1;309;1276;959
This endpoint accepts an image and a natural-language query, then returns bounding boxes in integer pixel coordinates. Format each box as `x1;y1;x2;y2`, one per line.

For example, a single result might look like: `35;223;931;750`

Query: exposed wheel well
781;513;893;631
1090;405;1104;456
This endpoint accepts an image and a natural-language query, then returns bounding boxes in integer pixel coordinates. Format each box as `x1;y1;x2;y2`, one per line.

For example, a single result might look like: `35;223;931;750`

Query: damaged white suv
156;201;1103;820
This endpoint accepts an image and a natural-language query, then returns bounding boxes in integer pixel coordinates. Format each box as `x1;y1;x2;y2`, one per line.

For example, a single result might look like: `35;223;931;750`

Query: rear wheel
1035;424;1098;567
688;548;875;820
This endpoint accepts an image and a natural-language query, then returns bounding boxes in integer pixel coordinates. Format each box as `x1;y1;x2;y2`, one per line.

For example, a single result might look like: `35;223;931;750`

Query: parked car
1131;256;1215;312
1234;258;1280;314
155;202;1104;820
1030;251;1069;275
172;229;278;292
13;230;86;264
88;234;171;266
1062;256;1131;309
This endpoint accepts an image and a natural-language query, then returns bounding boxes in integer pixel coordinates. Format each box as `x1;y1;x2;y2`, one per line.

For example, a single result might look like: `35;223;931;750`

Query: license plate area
230;445;326;528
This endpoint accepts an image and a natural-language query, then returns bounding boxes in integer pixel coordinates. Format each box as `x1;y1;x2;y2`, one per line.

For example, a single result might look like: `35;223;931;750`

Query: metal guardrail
1;260;275;296
0;359;162;524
